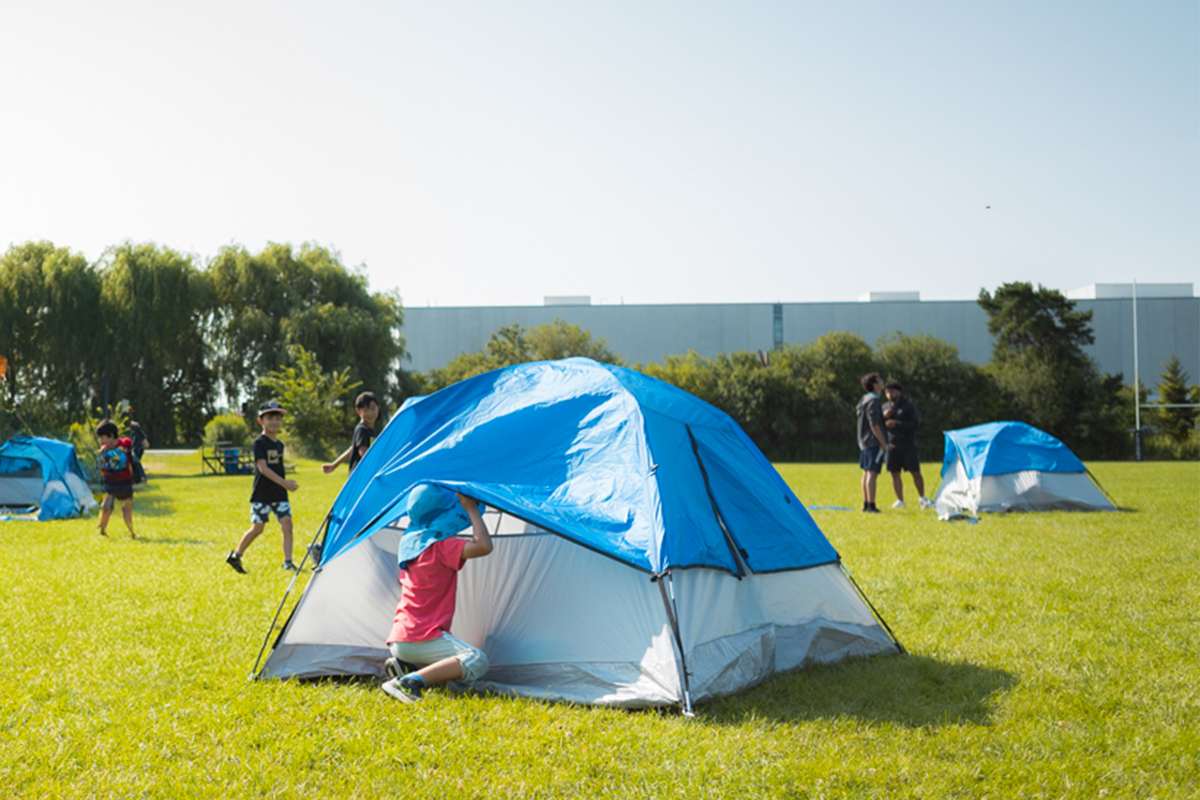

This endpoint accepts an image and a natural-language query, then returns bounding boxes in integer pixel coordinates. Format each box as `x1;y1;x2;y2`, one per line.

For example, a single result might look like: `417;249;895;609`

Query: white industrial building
402;284;1200;386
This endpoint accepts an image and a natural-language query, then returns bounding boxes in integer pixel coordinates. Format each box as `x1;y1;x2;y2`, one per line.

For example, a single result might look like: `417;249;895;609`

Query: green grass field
1;453;1197;798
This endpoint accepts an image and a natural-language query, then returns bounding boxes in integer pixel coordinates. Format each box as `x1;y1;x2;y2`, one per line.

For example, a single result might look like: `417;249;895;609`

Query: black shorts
858;445;883;474
887;445;921;474
103;482;134;500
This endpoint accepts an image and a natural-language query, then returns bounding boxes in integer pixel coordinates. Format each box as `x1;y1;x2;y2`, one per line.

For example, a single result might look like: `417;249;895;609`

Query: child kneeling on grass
96;420;137;538
382;485;494;704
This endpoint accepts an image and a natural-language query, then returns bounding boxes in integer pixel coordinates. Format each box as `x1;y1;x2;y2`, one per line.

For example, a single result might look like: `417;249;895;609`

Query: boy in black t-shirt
225;400;300;574
322;391;381;475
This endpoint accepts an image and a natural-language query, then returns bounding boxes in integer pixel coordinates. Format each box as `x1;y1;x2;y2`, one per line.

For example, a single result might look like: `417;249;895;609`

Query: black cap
257;400;287;417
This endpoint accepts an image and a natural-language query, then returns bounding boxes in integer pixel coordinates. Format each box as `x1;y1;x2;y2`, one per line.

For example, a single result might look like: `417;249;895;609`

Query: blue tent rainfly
319;358;839;576
941;421;1087;481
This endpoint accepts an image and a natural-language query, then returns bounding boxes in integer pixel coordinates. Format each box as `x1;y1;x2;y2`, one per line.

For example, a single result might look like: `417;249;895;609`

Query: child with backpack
96;420;137;538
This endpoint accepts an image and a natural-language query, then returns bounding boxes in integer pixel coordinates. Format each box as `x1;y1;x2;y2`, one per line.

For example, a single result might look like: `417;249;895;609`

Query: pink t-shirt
387;537;467;644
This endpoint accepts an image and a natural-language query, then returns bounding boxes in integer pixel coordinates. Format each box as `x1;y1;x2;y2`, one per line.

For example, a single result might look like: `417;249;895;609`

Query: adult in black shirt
882;383;932;509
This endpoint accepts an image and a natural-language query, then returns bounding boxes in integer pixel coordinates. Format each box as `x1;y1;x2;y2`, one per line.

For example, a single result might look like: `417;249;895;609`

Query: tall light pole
1132;279;1141;461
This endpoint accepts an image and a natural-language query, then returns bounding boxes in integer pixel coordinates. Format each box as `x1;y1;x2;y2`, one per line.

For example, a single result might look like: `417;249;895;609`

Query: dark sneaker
863;506;881;514
282;560;299;572
384;657;417;680
226;552;247;574
381;677;422;703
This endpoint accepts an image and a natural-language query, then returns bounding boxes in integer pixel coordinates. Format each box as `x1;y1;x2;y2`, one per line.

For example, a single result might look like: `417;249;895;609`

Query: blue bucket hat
396;483;484;568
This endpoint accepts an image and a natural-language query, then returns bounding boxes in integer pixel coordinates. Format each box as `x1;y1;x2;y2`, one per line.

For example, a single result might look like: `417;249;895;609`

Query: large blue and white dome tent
0;435;97;520
256;359;900;711
932;421;1116;519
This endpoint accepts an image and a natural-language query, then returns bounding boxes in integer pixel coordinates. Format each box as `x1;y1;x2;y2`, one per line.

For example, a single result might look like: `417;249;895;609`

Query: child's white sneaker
891;500;906;509
919;497;934;510
381;677;422;703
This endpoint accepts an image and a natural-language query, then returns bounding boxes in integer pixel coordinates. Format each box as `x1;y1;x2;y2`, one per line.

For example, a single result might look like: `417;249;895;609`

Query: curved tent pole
249;512;331;679
839;562;905;655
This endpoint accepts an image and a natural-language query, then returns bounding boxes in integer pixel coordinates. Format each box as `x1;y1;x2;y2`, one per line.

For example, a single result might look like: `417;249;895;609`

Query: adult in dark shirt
323;391;381;475
226;400;300;574
855;372;888;513
883;383;932;509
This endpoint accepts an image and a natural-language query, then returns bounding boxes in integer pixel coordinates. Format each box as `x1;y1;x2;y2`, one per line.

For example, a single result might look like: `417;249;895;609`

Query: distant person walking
128;420;149;484
882;383;932;509
856;373;888;513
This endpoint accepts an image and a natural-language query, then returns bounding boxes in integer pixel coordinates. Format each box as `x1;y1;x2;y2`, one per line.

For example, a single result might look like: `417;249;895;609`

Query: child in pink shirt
381;490;493;703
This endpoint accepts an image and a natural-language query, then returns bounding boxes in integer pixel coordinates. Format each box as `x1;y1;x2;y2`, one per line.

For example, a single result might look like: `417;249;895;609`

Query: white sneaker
891;500;906;509
381;677;421;703
919;497;934;510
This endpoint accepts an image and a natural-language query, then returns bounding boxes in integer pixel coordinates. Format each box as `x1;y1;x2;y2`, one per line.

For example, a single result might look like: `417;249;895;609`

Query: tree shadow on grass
700;653;1016;728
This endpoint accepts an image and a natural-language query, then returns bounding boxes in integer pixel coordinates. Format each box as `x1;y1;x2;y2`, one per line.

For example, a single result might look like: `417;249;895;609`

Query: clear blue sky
1;1;1195;305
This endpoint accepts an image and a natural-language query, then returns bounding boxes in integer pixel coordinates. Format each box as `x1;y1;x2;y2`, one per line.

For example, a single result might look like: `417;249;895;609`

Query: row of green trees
409;284;1198;461
3;249;1194;461
0;241;404;446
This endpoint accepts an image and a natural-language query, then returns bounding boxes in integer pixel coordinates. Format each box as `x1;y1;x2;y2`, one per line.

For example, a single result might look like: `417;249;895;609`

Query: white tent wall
673;566;898;702
261;512;898;709
261;514;681;706
62;473;98;514
935;458;1115;519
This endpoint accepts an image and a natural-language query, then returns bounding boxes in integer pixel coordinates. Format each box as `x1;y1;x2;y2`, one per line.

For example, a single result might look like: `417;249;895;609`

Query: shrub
203;413;252;449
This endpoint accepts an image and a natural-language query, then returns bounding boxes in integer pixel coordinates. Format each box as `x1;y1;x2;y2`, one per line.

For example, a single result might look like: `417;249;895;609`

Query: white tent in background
255;359;901;712
934;422;1116;520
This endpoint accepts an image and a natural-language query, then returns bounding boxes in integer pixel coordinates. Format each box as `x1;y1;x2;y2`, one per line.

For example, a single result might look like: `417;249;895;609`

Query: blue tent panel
941;422;1086;481
320;359;838;575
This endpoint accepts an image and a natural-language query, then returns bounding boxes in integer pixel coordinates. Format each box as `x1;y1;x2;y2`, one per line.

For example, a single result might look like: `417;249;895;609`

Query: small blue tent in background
933;422;1114;518
0;436;97;520
259;358;899;710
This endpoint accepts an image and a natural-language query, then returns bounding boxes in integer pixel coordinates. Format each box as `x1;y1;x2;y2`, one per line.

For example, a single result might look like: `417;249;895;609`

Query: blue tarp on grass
319;358;838;576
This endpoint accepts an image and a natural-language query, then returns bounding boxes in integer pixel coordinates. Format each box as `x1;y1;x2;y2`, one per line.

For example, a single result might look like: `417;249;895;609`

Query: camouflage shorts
250;501;291;524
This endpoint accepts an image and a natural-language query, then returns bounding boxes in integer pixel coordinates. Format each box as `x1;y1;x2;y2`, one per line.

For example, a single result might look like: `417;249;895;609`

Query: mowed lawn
1;452;1197;799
